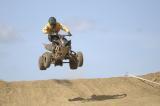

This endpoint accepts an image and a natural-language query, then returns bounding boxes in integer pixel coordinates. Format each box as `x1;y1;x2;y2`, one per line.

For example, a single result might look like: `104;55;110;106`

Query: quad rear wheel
39;56;46;70
77;52;83;67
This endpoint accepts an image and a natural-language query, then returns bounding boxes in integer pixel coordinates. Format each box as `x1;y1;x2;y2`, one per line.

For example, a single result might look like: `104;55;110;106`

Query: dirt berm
0;72;160;106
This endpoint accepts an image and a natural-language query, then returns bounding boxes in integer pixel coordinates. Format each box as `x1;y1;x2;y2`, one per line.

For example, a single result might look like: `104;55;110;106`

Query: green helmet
48;17;56;26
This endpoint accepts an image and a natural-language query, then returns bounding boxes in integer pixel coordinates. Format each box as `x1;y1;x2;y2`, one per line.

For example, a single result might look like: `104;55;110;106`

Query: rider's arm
42;23;50;34
59;23;72;36
60;23;69;32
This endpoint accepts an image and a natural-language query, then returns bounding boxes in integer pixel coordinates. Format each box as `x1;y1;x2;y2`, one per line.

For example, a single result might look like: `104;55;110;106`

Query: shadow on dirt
68;94;127;102
54;80;72;86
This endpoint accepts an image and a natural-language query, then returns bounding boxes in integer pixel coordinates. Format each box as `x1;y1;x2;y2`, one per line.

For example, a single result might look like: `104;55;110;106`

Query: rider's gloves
68;32;72;36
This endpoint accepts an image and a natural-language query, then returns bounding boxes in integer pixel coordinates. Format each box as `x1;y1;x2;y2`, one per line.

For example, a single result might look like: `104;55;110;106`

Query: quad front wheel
69;54;78;70
43;52;52;68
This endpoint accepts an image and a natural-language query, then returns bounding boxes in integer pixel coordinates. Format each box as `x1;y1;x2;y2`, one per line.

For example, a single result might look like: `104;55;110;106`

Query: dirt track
0;72;160;106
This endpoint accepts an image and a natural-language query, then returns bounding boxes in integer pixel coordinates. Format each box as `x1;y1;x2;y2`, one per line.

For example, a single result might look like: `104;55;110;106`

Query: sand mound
0;72;160;106
141;72;160;83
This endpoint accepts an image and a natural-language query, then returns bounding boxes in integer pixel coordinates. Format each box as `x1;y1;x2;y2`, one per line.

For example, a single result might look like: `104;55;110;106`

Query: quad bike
39;34;83;70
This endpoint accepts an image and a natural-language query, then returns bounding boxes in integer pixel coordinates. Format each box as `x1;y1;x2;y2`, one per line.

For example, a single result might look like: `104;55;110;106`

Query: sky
0;0;160;81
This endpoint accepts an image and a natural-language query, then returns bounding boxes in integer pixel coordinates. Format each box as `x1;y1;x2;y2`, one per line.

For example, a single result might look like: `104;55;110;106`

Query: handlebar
59;34;71;37
50;34;71;37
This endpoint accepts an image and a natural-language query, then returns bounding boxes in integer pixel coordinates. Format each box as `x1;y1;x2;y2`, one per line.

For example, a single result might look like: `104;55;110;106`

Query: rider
42;17;72;51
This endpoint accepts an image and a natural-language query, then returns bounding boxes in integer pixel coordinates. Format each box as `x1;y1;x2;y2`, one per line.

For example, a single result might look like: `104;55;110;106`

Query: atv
39;34;83;70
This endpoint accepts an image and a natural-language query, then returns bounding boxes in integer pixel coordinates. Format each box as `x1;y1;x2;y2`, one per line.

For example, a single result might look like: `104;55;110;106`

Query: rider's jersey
42;22;70;35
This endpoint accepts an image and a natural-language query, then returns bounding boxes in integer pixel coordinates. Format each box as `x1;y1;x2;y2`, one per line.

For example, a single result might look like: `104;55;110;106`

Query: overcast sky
0;0;160;81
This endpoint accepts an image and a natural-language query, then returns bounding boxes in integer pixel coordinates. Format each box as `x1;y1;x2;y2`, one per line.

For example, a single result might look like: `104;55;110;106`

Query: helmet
48;17;56;26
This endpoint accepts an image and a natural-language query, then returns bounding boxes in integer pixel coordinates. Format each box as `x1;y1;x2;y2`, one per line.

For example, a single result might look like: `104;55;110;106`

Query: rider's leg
48;35;53;42
48;35;59;43
47;35;55;51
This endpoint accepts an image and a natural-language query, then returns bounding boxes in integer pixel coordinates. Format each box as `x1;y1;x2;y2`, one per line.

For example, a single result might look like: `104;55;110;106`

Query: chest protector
49;23;61;33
